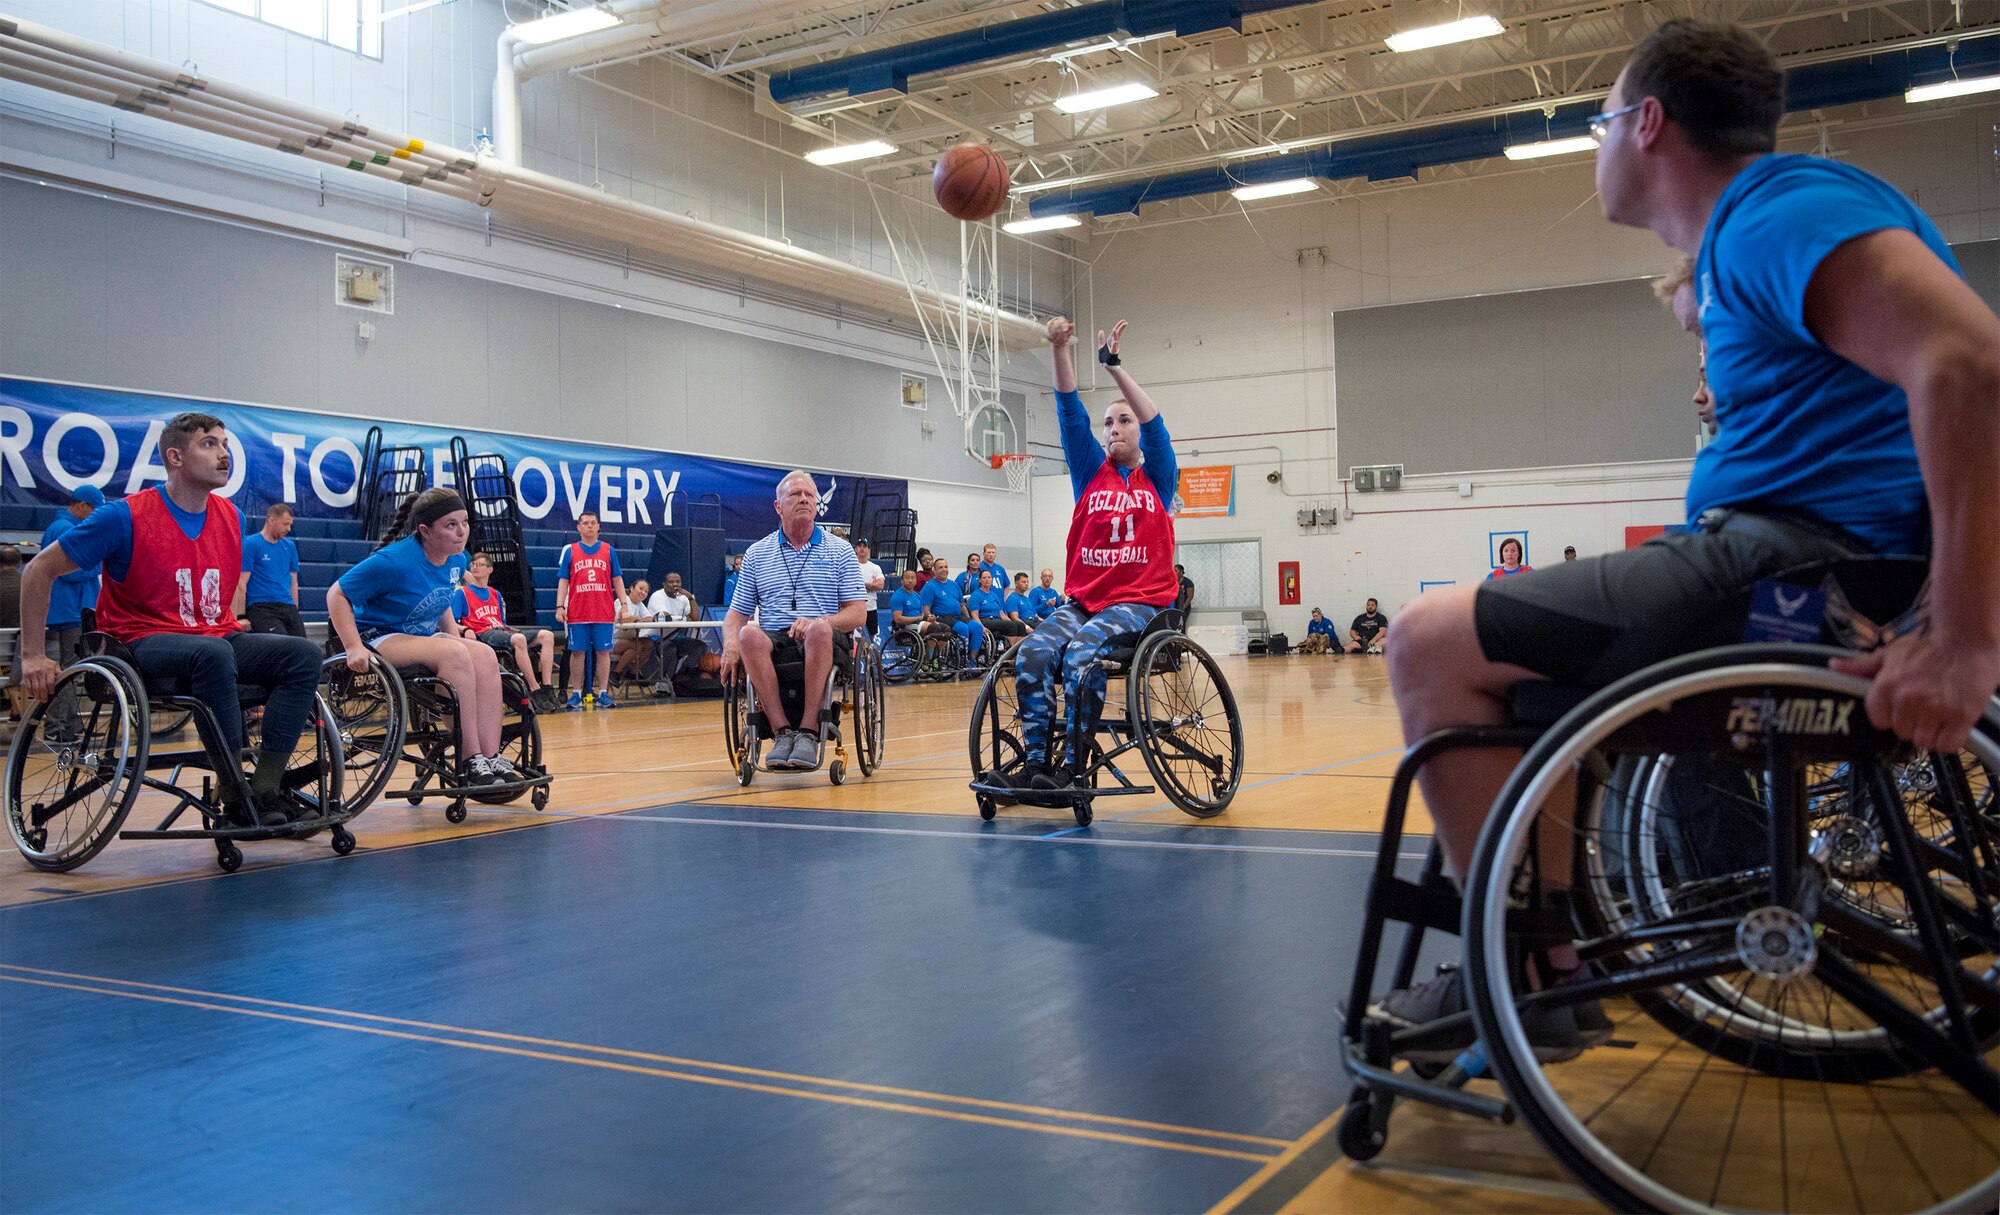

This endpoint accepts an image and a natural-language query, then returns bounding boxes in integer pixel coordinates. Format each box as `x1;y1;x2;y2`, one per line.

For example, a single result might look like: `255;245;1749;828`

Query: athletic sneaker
488;755;520;782
1367;644;1385;655
763;729;802;770
787;730;822;771
260;788;320;826
565;692;584;712
996;760;1074;808
595;691;618;709
1366;968;1602;1064
463;754;504;787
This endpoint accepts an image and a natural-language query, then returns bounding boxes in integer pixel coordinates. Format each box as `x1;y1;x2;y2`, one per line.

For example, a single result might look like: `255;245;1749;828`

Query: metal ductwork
1029;32;2000;218
0;13;1046;350
767;0;1318;105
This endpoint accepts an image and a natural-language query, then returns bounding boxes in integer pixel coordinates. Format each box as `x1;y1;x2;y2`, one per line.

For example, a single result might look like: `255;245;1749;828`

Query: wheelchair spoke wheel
317;655;406;816
1128;634;1243;818
6;659;148;873
274;692;348;825
470;674;544;805
1465;647;2000;1215
722;676;746;766
967;650;1043;789
854;642;885;776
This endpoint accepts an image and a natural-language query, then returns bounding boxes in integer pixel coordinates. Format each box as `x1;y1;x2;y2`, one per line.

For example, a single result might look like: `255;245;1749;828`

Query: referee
720;471;870;772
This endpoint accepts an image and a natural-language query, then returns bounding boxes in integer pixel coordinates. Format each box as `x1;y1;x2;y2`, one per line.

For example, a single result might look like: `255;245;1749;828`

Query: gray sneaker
1367;968;1600;1065
788;730;822;771
763;729;801;770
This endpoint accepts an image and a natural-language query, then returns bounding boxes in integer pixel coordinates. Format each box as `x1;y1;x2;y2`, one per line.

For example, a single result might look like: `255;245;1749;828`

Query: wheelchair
5;635;353;873
1337;557;2000;1214
966;609;1244;828
885;621;971;684
723;630;885;786
318;642;552;825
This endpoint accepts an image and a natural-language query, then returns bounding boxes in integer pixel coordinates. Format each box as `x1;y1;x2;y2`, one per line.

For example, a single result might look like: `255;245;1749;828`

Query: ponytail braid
376;486;460;550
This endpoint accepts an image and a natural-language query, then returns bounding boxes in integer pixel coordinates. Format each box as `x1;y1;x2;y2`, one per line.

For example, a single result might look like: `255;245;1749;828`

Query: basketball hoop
992;452;1036;493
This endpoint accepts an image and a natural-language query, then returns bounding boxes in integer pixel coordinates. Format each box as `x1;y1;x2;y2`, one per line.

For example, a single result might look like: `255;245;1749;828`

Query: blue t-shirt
981;559;1009;586
1307;616;1335;638
241;532;300;606
722;569;740;606
1028;586;1063;619
335;536;467;636
953;570;983;598
40;513;99;627
922;577;967;619
1004;591;1033;619
1691;155;1945;553
1054;389;1178;503
888;586;928;622
967;587;1007;621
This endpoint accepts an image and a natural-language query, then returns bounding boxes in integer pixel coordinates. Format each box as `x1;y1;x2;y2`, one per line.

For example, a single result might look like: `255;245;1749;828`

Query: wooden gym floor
1;653;1610;1213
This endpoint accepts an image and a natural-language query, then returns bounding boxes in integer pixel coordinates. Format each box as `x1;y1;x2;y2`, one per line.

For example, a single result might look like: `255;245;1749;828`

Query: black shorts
1474;510;1863;688
476;626;541;652
764;629;856;680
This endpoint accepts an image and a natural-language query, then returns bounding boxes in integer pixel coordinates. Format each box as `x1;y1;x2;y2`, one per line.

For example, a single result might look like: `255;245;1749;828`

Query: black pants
128;631;322;756
247;601;307;638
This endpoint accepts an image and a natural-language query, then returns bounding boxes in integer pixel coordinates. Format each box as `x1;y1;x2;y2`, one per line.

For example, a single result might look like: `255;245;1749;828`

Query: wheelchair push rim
1127;632;1244;818
5;659;149;872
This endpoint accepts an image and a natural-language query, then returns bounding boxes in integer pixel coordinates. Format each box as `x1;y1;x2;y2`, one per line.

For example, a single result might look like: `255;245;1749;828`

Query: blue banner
0;377;906;542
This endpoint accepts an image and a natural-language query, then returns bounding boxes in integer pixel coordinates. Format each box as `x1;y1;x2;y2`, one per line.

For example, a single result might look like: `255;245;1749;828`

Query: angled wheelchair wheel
470;674;545;805
1128;632;1243;818
853;641;886;777
1464;645;2000;1215
317;654;407;816
5;659;149;873
148;705;194;740
275;692;348;826
722;674;747;767
968;650;1038;815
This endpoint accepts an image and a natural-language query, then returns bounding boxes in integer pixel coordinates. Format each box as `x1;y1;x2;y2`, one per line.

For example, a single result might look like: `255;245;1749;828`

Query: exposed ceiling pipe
1028;30;2000;218
0;12;1045;349
767;0;1319;105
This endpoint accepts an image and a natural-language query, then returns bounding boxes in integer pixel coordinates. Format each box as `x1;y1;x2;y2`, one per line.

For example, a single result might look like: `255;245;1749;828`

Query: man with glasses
1369;18;2000;1057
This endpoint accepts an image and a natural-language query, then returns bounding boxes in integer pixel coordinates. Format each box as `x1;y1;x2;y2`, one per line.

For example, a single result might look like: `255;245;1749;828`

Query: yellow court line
0;965;1286;1152
1201;1104;1348;1215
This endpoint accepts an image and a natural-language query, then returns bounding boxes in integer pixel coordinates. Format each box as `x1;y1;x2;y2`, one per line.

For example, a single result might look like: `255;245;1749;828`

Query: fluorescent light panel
1905;74;2000;103
1053;82;1159;113
1503;135;1597;160
511;6;619;45
803;140;897;166
1231;178;1318;200
1003;215;1083;234
1385;14;1503;53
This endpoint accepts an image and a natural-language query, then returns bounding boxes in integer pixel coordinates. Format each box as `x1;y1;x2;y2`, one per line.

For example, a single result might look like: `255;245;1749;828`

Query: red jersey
560;541;617;623
1063;460;1179;613
458;583;507;630
95;488;245;642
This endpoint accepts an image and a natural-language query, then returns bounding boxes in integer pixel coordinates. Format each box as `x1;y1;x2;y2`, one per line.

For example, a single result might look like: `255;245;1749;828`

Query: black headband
413;492;466;529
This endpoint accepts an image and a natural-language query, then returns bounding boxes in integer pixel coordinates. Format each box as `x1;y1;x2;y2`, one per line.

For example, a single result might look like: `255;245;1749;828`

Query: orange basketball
932;143;1010;222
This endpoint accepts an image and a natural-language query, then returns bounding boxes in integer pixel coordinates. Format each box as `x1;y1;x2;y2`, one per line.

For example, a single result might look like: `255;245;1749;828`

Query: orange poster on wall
1174;466;1235;518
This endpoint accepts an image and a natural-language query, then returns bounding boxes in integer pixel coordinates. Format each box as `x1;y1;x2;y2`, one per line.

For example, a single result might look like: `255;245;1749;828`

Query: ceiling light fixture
1905;73;2000;103
1003;215;1084;234
1385;15;1504;53
1053;82;1160;114
510;6;620;45
803;140;898;166
1502;135;1598;160
1231;178;1318;200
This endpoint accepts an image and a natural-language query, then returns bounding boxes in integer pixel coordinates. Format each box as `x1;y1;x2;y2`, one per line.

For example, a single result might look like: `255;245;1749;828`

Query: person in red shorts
17;412;325;828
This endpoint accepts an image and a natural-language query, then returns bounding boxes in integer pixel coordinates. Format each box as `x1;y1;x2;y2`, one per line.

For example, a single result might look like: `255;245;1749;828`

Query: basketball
932;143;1009;222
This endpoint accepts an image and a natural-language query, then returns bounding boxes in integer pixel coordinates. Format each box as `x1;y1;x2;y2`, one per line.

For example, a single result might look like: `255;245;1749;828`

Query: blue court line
1038;745;1410;840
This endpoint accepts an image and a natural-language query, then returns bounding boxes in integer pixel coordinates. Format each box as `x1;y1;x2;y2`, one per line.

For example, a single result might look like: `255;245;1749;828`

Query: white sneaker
1368;644;1384;655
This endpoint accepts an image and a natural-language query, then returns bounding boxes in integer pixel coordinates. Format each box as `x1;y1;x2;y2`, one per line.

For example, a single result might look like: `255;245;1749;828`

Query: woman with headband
328;486;512;788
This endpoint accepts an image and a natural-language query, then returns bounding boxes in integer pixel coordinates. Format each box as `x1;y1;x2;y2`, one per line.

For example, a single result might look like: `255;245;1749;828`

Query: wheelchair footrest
1343;1043;1513;1123
122;816;356;842
965;779;1156;804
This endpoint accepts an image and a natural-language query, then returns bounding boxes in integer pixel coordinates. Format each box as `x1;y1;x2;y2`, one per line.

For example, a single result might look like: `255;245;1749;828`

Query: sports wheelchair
6;635;352;873
318;643;552;824
1337;557;2000;1214
883;621;973;684
723;630;885;786
966;609;1244;828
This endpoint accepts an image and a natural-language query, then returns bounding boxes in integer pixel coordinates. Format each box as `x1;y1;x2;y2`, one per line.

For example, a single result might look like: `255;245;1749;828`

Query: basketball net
991;453;1036;493
870;186;1004;453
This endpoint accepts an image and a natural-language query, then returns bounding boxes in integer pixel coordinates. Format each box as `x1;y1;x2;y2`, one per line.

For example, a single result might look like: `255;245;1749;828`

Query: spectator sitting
39;484;104;667
721;471;870;772
1005;572;1035;630
888;567;941;660
453;551;559;714
556;510;628;710
1300;608;1336;654
954;552;984;598
645;572;709;688
969;568;1027;649
1487;537;1532;579
979;542;1008;588
1174;563;1195;615
1028;568;1064;622
1348;598;1391;654
1563;545;1579;561
923;556;985;666
721;553;744;609
611;578;653;682
235;502;306;637
911;548;935;588
853;539;886;638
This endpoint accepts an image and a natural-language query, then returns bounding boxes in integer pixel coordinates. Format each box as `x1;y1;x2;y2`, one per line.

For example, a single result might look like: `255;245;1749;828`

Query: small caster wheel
1071;798;1093;829
532;784;550;809
828;760;845;786
404;794;423;805
1336;1096;1386;1162
976;793;998;822
445;801;467;825
736;754;755;786
329;826;356;856
216;841;243;873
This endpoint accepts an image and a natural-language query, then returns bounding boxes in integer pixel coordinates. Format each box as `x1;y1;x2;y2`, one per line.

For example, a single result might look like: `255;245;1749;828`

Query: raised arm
1096;320;1158;424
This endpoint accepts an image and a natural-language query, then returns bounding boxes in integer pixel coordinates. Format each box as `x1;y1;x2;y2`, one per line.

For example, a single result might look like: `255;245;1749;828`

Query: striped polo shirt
728;525;868;631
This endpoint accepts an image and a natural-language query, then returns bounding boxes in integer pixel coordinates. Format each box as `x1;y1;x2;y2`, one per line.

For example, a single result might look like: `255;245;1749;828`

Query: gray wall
1332;277;1695;475
0;176;1021;483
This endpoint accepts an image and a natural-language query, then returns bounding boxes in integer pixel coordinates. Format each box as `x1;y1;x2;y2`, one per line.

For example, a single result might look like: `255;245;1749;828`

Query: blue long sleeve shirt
1054;389;1177;503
